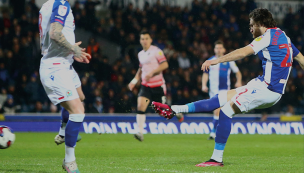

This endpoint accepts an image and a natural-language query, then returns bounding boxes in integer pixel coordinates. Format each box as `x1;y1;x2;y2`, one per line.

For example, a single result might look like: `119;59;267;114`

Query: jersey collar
265;27;277;32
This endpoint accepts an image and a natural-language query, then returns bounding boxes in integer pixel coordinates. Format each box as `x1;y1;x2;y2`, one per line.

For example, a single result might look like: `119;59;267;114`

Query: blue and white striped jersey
249;27;298;94
207;56;239;95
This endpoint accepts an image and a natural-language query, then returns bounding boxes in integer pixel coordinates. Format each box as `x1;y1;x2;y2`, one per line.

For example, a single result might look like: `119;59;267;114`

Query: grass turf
0;133;303;173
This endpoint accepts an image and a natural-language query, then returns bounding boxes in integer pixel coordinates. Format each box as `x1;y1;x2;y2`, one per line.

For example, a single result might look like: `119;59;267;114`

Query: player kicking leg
153;8;304;167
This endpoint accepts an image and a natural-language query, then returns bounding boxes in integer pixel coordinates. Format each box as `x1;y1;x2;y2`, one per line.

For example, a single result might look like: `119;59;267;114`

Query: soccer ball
0;125;15;149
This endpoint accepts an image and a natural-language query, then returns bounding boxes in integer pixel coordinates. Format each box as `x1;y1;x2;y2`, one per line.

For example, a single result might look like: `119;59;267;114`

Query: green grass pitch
0;133;303;173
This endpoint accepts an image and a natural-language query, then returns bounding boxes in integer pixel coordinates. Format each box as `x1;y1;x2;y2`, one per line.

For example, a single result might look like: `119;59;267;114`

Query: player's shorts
39;63;81;105
231;78;282;113
138;85;166;103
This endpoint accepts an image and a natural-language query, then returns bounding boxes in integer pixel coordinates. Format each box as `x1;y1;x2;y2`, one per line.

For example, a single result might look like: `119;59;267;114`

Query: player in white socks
202;40;242;140
128;30;183;142
39;0;91;172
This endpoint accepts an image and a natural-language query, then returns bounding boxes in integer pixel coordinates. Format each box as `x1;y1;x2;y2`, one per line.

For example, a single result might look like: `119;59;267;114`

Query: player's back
249;28;292;94
39;0;75;67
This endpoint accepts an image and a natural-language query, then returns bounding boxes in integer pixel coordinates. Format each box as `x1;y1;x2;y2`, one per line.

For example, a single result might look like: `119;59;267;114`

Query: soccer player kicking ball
128;30;183;142
152;8;304;167
202;40;242;140
39;0;91;172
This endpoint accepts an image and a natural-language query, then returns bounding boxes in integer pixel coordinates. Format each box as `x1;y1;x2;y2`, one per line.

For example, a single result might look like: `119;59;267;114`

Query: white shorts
39;64;81;105
232;78;282;113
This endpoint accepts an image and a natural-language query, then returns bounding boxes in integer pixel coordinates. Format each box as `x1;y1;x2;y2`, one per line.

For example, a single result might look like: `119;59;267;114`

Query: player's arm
235;71;242;87
294;52;304;70
49;2;90;63
202;33;271;72
291;42;304;70
150;61;169;76
49;23;79;55
201;46;254;72
145;61;168;81
128;68;142;91
202;73;209;92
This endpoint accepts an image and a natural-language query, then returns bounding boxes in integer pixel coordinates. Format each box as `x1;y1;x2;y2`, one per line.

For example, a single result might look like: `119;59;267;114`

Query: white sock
171;105;188;113
211;149;224;162
59;126;65;136
136;114;146;134
65;146;76;162
213;115;219;120
218;90;228;107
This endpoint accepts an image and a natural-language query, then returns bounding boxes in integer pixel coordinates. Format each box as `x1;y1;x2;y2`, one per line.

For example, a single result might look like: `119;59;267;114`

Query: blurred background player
39;0;91;172
128;30;183;142
202;40;242;140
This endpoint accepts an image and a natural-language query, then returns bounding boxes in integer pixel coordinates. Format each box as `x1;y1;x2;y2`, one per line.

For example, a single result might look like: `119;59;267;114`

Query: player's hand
202;85;208;92
72;41;91;64
201;59;218;72
128;83;135;91
145;73;153;82
235;82;242;88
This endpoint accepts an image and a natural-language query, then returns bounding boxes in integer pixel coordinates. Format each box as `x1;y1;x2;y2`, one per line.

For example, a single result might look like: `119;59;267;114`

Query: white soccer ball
0;125;16;149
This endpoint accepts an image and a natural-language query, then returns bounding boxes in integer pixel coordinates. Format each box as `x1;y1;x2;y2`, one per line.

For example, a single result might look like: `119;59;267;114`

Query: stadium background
0;0;303;135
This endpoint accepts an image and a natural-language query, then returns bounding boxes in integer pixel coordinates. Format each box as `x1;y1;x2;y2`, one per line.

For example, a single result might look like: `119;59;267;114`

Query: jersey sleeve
248;31;271;55
291;42;300;57
155;49;167;63
50;1;71;26
229;61;239;73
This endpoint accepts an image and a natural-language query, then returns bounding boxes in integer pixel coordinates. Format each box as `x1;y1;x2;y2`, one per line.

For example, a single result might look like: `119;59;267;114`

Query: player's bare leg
209;108;220;140
60;98;85;173
134;96;150;142
55;87;85;145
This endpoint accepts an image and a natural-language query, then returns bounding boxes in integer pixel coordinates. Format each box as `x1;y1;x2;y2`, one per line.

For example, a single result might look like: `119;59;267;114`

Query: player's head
214;40;226;57
249;8;277;38
140;30;152;50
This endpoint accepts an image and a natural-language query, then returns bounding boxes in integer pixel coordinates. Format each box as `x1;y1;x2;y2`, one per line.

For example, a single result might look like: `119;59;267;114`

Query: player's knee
137;110;145;115
68;104;84;114
137;104;147;112
69;114;85;122
230;102;241;114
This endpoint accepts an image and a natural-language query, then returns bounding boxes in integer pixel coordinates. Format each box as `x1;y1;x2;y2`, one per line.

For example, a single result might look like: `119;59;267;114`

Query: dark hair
140;30;151;37
214;40;224;47
249;8;277;28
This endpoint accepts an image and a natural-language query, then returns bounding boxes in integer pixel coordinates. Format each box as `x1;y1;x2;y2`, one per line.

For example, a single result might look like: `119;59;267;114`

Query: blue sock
186;94;220;113
211;118;219;133
65;120;82;147
211;106;234;162
61;107;69;124
215;110;232;144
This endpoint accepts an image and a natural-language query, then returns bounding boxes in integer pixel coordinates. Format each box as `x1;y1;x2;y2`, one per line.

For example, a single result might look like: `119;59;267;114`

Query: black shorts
138;85;166;103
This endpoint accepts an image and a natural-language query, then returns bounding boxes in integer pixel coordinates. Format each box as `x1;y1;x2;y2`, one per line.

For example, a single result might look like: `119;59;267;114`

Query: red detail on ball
7;140;12;147
0;127;3;136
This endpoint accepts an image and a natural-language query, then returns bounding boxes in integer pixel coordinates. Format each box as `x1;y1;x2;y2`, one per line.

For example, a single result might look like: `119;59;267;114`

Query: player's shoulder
150;45;162;52
208;56;216;60
138;49;145;56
